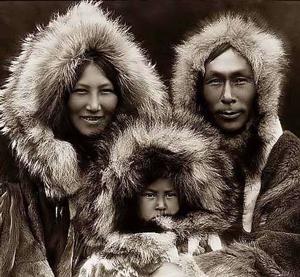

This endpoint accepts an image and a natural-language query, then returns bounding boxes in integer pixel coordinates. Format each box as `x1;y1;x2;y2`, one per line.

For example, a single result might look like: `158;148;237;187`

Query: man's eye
205;78;223;86
233;77;251;85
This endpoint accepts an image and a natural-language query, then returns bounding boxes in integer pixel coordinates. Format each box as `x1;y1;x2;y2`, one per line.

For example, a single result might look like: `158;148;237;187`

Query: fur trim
0;1;168;198
172;12;287;121
195;241;285;276
103;231;176;272
76;112;242;247
106;112;241;216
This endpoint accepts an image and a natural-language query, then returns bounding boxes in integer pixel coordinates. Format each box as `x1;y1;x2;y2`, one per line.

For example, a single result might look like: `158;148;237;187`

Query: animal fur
0;1;168;199
73;111;243;274
171;12;288;232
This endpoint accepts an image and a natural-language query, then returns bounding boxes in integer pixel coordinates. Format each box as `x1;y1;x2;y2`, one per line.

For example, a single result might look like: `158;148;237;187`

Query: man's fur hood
0;1;168;198
171;12;287;144
171;12;289;232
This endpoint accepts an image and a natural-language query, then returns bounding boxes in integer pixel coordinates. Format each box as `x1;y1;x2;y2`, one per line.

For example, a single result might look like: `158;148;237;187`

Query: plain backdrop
0;0;299;136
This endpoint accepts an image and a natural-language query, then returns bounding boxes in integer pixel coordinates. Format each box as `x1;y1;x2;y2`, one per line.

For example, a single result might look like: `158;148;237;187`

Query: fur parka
171;12;300;276
74;111;243;276
171;12;288;232
0;1;168;199
0;1;169;276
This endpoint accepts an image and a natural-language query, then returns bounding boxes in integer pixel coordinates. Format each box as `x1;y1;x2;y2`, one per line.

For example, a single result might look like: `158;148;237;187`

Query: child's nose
156;196;166;210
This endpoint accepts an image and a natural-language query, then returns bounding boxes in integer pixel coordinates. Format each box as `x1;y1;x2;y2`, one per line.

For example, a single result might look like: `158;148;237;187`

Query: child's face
138;178;180;221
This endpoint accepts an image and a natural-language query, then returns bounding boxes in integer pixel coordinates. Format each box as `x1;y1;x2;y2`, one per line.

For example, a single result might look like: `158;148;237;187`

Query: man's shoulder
263;130;300;179
272;130;300;156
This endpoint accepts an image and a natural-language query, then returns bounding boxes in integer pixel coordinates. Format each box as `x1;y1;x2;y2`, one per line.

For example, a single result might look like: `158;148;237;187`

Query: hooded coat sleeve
0;182;54;277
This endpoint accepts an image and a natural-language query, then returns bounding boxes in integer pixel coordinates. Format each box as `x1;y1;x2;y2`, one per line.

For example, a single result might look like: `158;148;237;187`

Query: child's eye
142;192;156;199
165;192;177;199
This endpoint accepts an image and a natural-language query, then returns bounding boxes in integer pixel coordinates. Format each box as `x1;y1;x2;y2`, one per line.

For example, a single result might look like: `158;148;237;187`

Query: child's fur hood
0;1;168;198
75;111;242;247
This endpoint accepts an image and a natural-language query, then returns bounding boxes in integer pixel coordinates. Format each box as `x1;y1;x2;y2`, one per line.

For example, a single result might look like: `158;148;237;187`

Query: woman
74;112;243;276
0;2;168;276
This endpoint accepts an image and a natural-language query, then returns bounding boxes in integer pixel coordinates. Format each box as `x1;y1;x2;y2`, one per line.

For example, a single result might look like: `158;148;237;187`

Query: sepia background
0;0;299;136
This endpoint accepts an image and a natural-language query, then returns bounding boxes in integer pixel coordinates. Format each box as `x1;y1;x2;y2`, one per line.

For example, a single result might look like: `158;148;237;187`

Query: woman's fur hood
0;1;168;198
75;111;242;248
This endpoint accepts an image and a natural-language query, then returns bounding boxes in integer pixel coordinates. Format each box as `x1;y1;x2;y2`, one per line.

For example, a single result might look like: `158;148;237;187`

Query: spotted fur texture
0;1;168;199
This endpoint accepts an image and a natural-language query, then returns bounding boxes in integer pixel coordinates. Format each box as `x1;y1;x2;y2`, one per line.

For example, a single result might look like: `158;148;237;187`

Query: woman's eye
100;88;115;95
73;88;88;94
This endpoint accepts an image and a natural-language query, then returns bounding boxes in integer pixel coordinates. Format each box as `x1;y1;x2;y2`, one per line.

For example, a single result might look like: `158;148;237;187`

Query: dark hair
196;43;259;133
196;43;233;115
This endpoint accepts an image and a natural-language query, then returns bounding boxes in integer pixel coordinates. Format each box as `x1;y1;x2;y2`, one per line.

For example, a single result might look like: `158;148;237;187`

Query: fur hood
75;111;242;247
171;12;287;143
171;12;288;232
0;1;168;198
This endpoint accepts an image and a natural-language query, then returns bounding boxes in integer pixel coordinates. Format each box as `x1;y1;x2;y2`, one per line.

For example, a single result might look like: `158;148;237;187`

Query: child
74;113;243;276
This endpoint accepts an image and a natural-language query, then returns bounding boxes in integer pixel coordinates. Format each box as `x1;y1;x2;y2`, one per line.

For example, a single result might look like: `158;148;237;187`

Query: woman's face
68;63;118;136
138;178;180;221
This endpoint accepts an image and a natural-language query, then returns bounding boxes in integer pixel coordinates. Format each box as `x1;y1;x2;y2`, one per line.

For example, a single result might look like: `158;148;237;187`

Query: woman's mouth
80;116;105;124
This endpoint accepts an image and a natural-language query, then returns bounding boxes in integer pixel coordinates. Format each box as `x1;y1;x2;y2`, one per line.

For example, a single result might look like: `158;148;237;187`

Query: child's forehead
146;178;175;191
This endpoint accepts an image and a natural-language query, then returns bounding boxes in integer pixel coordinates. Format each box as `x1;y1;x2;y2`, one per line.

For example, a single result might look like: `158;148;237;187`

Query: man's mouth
80;116;104;124
217;110;242;119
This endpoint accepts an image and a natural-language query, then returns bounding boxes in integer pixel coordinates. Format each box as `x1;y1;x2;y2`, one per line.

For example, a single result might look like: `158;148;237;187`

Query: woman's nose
86;92;101;112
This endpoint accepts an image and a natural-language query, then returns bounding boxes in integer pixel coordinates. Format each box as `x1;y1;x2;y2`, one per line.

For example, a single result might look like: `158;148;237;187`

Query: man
170;13;300;275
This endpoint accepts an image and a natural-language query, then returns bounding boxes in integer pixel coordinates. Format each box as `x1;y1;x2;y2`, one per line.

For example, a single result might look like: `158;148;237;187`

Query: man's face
138;178;180;221
202;48;256;133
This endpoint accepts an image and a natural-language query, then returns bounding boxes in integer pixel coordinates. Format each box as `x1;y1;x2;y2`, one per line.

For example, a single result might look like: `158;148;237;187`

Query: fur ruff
0;1;168;199
171;12;288;232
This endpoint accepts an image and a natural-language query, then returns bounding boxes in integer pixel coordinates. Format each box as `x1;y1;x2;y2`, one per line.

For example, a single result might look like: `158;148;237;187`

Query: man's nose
156;196;167;210
86;92;101;112
221;81;236;104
